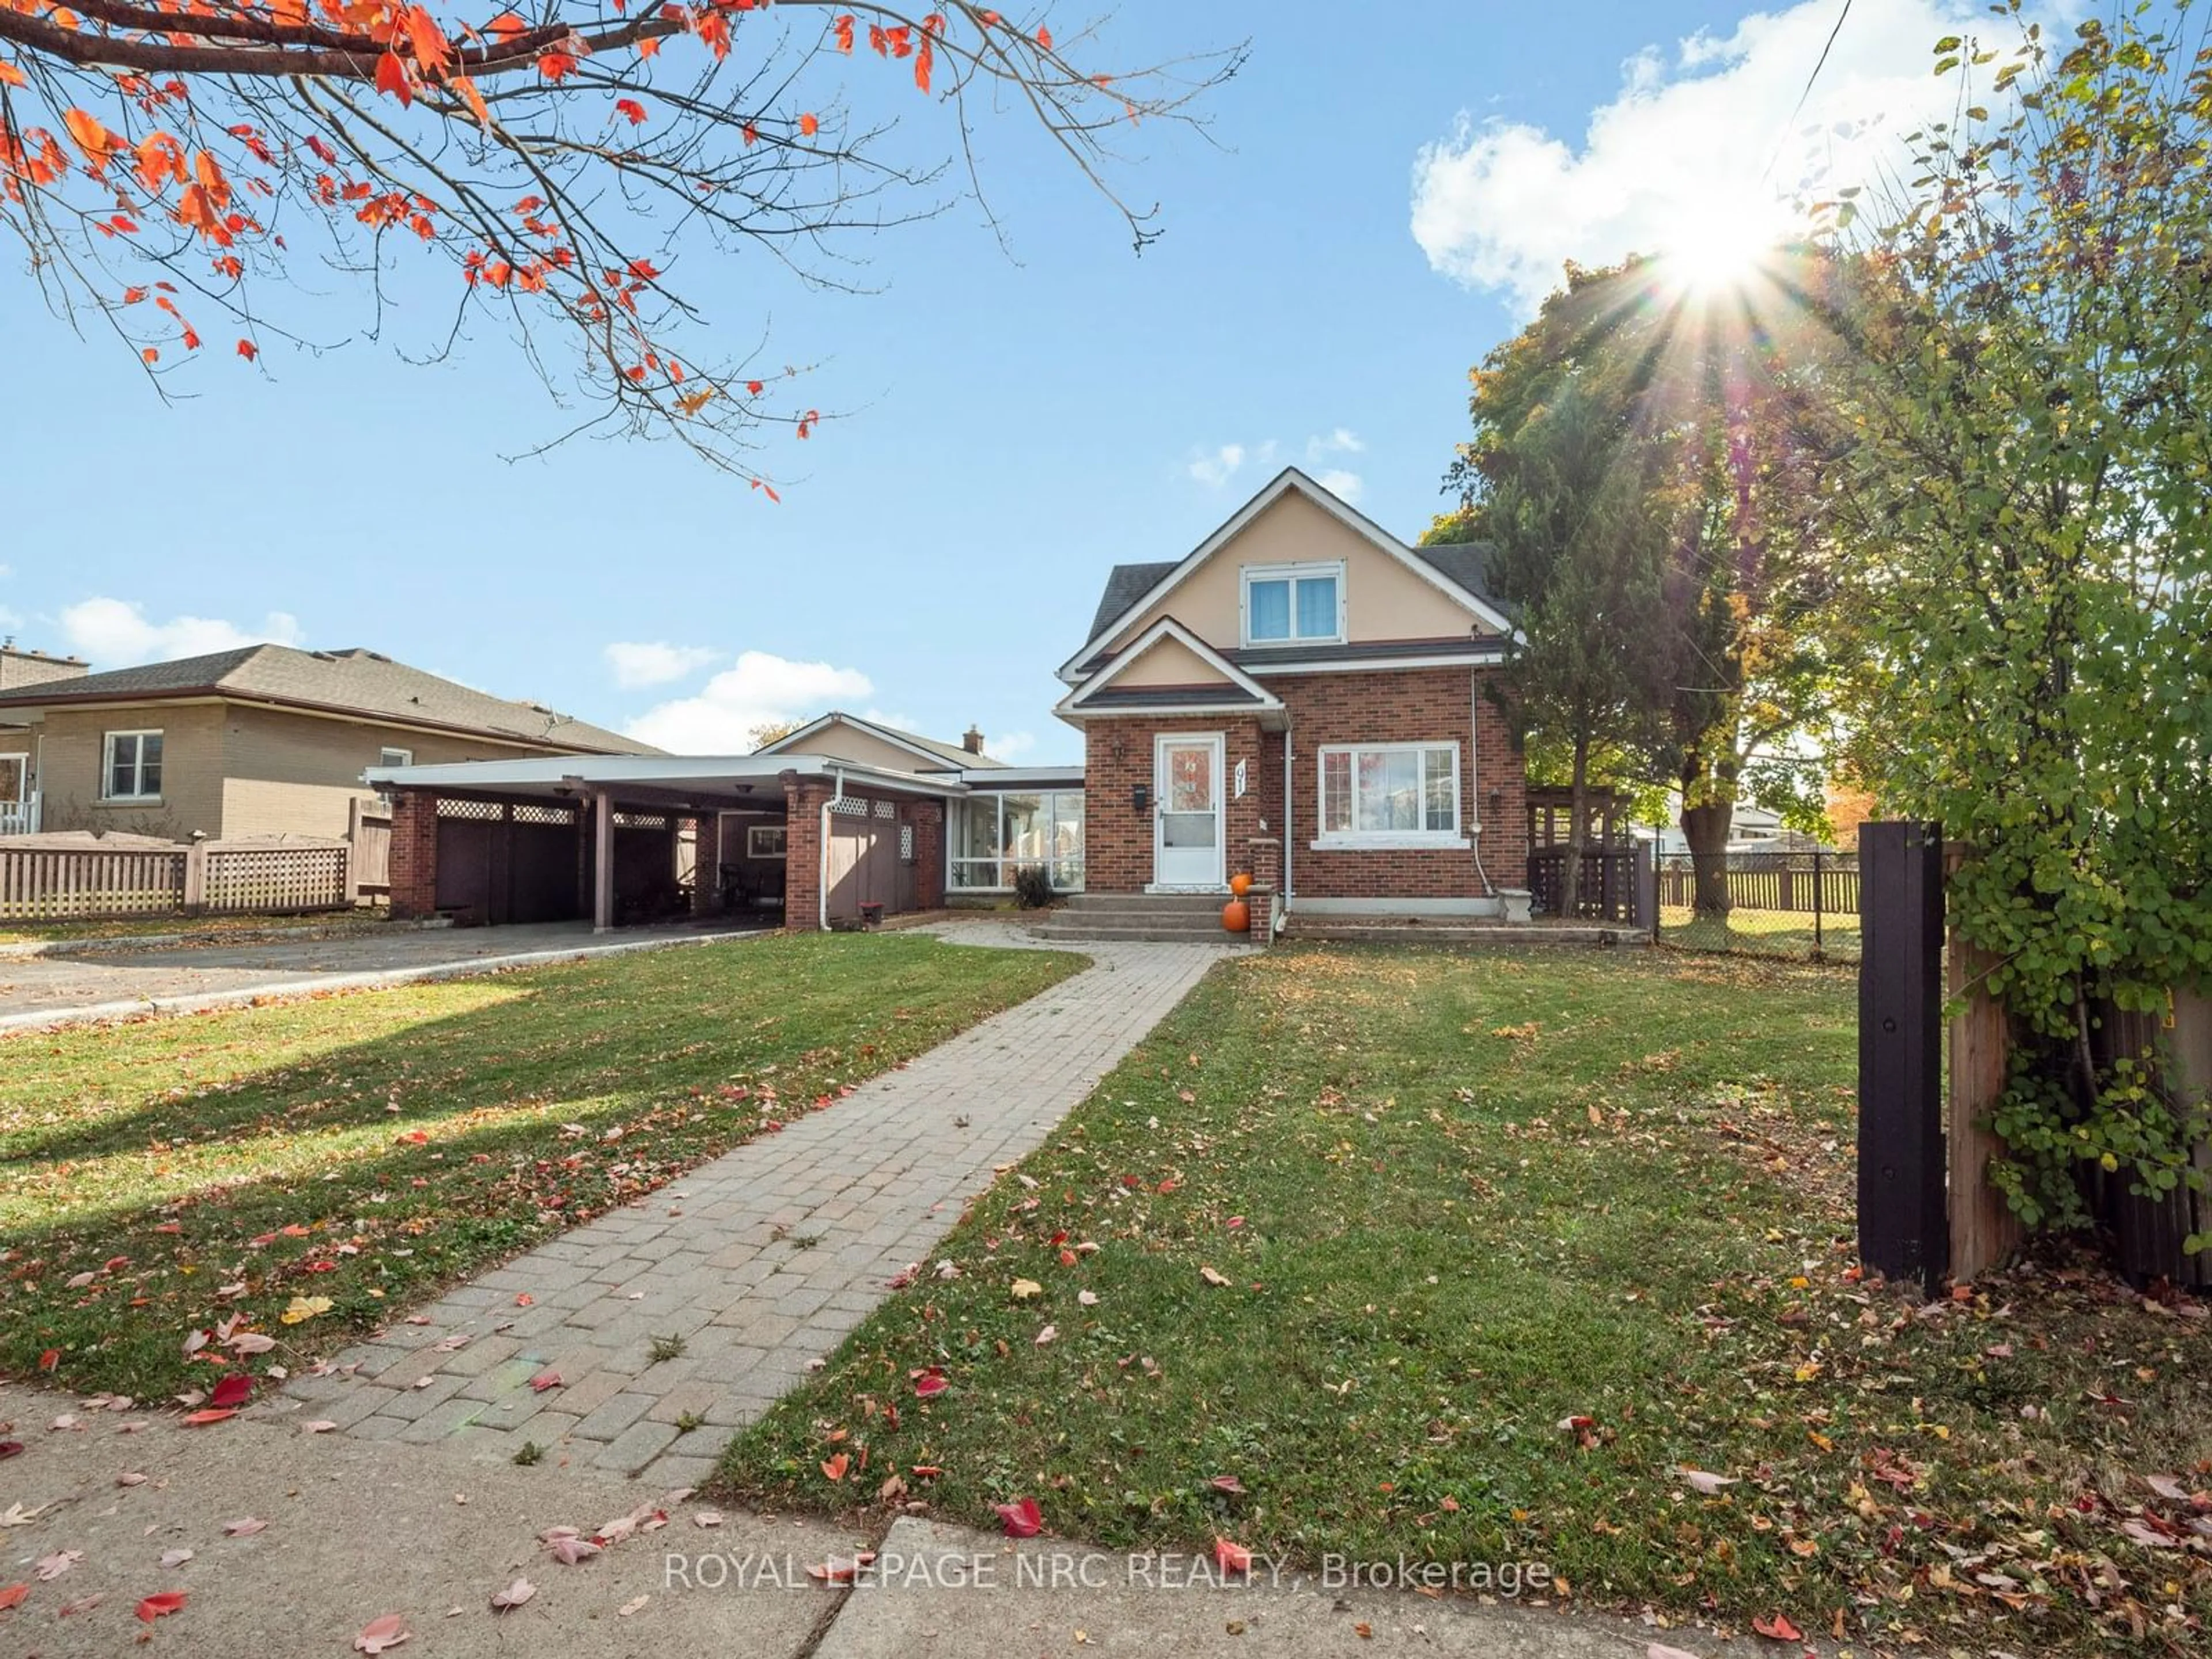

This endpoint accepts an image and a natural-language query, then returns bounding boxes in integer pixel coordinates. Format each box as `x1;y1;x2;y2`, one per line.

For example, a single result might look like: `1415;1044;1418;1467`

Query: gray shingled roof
0;645;652;755
1081;541;1512;655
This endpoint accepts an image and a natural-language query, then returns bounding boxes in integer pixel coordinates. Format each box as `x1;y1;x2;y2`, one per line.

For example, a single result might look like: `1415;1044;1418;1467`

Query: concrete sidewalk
0;918;766;1032
0;1384;1766;1657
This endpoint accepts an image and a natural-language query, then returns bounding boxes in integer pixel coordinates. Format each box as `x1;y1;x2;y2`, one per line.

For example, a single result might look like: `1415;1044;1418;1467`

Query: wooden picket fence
0;832;368;922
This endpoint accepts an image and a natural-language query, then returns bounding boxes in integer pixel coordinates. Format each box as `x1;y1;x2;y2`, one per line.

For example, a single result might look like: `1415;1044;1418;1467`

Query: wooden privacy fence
1859;824;2211;1292
0;831;372;922
1528;845;1642;923
1656;848;1859;914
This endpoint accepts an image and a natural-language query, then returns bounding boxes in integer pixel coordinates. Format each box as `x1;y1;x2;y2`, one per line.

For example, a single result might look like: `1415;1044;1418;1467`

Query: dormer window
1241;560;1344;647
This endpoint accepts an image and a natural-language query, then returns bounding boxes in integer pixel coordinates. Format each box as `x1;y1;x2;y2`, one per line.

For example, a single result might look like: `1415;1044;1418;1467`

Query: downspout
817;766;845;932
1470;677;1496;899
1279;725;1293;934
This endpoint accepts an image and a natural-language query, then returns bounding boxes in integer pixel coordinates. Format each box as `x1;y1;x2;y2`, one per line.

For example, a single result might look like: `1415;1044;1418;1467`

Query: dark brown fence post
1812;847;1825;958
1858;821;1949;1294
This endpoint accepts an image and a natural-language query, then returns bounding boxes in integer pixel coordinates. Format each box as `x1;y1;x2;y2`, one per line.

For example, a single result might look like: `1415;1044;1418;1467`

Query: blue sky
2;0;2000;763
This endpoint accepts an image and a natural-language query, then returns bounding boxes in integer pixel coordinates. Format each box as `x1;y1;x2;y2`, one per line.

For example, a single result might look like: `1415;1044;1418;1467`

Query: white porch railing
0;793;39;836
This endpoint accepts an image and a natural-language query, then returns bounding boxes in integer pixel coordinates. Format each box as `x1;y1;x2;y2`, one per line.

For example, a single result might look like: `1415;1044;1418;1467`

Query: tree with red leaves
0;3;1238;482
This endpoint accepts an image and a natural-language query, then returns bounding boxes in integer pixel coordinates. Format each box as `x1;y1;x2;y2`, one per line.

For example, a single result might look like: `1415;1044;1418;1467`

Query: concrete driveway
0;919;764;1029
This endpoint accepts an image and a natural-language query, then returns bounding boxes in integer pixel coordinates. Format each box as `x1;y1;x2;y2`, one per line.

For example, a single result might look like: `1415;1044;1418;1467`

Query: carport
365;755;956;932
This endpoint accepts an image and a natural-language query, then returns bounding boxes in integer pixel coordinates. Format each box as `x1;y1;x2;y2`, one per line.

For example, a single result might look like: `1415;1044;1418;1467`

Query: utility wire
1762;0;1855;182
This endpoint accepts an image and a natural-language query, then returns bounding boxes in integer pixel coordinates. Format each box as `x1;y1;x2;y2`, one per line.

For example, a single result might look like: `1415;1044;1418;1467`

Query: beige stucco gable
1103;487;1498;658
774;721;948;773
1105;629;1241;689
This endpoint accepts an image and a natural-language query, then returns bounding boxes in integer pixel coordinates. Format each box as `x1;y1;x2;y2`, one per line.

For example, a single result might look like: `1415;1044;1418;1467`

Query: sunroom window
1242;562;1343;646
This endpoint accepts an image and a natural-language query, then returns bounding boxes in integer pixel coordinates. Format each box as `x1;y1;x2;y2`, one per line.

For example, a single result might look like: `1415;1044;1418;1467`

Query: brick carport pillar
387;790;440;919
910;800;945;911
783;772;829;931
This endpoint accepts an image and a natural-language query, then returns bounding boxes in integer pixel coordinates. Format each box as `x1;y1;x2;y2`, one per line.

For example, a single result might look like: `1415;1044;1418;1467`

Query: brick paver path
279;925;1234;1488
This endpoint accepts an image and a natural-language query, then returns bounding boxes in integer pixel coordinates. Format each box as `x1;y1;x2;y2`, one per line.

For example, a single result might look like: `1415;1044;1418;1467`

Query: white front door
1152;733;1224;890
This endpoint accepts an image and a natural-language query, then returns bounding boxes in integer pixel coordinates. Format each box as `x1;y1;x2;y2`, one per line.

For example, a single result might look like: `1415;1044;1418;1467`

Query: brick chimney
0;642;90;691
961;725;986;756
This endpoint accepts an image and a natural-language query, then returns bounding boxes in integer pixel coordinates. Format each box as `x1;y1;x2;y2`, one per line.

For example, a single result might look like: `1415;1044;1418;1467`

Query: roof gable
1063;468;1517;681
755;711;1002;770
1056;619;1283;718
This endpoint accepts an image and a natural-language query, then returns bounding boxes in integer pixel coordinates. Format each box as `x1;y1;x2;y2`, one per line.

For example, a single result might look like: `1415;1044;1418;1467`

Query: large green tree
1441;255;1849;914
1831;3;2212;1242
1427;364;1668;915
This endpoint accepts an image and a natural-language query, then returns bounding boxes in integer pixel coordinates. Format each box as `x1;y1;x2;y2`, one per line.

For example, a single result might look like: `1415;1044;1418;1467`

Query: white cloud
1307;428;1365;460
603;641;721;689
1187;443;1246;487
59;597;304;666
1410;0;2039;312
626;650;873;752
1187;438;1278;488
990;730;1037;760
1312;469;1366;506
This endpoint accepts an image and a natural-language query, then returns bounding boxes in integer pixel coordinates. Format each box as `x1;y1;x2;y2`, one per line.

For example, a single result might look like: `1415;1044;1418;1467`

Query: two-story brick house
1051;466;1529;932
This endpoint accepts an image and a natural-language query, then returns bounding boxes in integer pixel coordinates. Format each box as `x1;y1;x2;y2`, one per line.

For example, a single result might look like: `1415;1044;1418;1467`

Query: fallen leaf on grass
1213;1537;1251;1575
209;1374;254;1409
994;1497;1043;1537
912;1369;948;1399
35;1551;82;1581
354;1612;410;1653
491;1577;536;1611
1199;1266;1231;1287
229;1332;277;1355
279;1296;332;1325
1210;1475;1247;1495
1035;1324;1058;1346
1751;1612;1803;1641
1679;1468;1738;1495
136;1590;187;1622
821;1453;851;1482
1009;1278;1043;1301
1077;1289;1099;1306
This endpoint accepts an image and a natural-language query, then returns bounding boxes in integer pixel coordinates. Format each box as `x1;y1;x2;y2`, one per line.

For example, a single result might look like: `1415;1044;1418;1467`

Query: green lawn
0;933;1082;1397
717;944;2209;1656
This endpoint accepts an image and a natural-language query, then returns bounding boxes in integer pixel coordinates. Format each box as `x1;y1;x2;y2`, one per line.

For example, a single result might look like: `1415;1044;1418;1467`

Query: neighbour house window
1241;561;1344;647
378;747;414;768
1317;744;1461;843
747;824;788;860
103;730;164;801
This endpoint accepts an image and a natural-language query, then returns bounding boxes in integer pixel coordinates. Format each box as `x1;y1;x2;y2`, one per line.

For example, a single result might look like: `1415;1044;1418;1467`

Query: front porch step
1059;892;1230;915
1032;921;1247;944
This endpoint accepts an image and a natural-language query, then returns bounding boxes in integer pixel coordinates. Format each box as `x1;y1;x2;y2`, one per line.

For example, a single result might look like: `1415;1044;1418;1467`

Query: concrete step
1032;922;1248;944
1060;892;1229;915
1282;921;1644;948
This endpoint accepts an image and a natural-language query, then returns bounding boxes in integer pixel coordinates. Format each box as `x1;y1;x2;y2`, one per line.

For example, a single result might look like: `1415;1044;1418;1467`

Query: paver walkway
277;925;1235;1487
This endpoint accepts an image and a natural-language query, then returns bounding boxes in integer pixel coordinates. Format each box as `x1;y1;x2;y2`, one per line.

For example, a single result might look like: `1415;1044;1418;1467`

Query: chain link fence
1656;849;1860;963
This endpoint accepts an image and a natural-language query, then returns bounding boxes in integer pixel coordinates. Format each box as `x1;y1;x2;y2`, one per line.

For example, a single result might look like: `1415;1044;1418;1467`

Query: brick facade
909;800;945;911
1076;666;1528;907
781;777;947;929
1080;713;1277;894
388;789;438;919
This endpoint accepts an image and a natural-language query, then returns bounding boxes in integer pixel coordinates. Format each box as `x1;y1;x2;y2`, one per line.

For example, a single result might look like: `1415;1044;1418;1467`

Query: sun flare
1659;189;1789;294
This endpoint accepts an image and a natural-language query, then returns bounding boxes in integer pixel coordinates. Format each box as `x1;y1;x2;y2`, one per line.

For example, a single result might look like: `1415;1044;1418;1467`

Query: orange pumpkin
1228;871;1253;897
1221;899;1251;933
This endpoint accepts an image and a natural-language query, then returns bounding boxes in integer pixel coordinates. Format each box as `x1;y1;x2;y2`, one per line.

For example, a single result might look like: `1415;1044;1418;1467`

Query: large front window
103;730;164;801
949;791;1085;891
1242;561;1343;646
1316;744;1461;845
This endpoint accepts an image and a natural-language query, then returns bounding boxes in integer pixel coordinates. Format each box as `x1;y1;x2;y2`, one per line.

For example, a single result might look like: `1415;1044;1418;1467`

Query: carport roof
364;752;975;809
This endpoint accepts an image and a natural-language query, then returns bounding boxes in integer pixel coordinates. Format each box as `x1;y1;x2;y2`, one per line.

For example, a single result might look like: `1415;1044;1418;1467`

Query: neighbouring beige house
0;643;652;841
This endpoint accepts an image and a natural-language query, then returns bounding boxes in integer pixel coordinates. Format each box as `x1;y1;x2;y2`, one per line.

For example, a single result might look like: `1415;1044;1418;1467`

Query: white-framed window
378;746;414;768
1241;560;1344;647
948;790;1086;892
102;730;164;801
1315;743;1464;847
748;824;788;860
